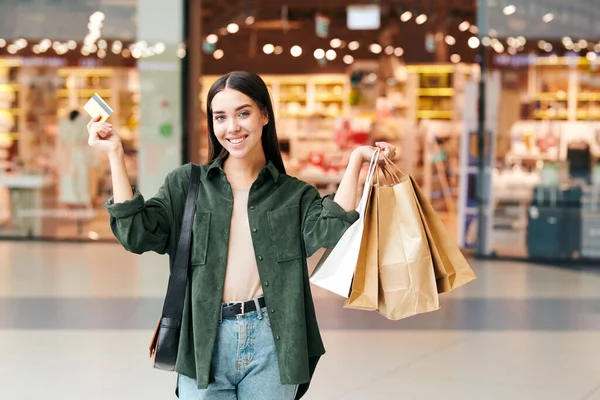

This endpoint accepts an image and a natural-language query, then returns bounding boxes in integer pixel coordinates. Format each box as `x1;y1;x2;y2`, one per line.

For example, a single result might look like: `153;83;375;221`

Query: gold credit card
83;93;113;122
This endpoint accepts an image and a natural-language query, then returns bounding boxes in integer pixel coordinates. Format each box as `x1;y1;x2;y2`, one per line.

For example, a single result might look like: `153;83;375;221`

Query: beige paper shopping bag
376;173;440;321
410;176;477;294
344;183;378;311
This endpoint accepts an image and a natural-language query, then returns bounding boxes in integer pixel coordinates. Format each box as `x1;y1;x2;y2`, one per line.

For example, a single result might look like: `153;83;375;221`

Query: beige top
222;188;263;303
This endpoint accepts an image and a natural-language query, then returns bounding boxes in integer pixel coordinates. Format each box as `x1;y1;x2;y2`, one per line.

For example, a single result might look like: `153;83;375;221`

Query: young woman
87;71;395;400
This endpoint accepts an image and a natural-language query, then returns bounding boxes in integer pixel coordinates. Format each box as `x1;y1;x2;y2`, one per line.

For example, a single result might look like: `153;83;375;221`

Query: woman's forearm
107;146;134;204
333;150;364;211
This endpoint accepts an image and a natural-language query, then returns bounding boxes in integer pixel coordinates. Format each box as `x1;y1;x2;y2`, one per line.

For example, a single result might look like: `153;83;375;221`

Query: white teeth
229;136;246;145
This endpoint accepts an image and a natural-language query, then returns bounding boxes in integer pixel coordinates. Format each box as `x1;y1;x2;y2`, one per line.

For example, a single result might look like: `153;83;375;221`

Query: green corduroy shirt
104;158;359;399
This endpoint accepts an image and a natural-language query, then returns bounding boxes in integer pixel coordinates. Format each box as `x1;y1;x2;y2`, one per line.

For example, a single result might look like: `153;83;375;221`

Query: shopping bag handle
365;148;380;185
380;154;405;183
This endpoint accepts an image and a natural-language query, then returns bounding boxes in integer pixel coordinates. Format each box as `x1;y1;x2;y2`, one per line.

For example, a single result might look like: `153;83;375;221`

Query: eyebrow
212;104;252;114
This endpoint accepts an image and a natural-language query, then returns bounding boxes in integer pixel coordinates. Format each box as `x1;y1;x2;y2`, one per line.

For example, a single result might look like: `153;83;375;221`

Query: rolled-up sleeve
301;186;359;258
104;175;177;255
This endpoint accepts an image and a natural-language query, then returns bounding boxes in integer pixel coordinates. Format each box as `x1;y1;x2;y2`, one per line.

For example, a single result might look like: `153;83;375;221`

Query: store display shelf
577;111;600;119
279;95;307;102
0;108;19;116
578;93;600;101
532;110;568;119
57;69;113;78
406;65;454;74
417;110;453;119
0;83;19;91
418;88;455;97
534;92;568;101
315;94;344;102
0;132;19;140
279;112;309;118
57;89;112;98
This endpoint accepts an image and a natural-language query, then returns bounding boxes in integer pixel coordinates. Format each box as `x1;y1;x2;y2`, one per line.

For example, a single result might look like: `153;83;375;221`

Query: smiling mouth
227;136;248;145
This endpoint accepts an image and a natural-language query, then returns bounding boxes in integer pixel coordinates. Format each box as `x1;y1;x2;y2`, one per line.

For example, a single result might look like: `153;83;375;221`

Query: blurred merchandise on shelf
0;58;140;240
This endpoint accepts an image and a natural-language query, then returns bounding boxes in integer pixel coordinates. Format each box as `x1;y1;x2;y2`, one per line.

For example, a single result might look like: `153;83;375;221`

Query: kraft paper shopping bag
411;177;477;294
380;156;476;294
376;172;440;321
344;180;378;311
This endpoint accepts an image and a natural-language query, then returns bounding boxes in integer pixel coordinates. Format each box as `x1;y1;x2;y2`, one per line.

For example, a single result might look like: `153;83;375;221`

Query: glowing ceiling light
586;51;597;61
400;11;412;22
468;37;480;49
543;13;554;23
369;43;382;54
503;5;516;15
445;35;456;46
459;21;470;32
206;34;218;44
154;42;165;54
415;14;428;25
313;48;325;59
348;41;360;51
325;49;337;60
330;38;342;48
227;23;239;34
290;45;302;57
213;49;224;59
263;43;274;54
343;55;354;64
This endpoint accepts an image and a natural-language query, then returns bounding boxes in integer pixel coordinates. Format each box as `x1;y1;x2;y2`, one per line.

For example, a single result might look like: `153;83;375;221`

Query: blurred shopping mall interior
1;0;600;399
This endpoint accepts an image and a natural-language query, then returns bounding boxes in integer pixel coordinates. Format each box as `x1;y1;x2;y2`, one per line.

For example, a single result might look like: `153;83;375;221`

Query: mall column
136;0;185;196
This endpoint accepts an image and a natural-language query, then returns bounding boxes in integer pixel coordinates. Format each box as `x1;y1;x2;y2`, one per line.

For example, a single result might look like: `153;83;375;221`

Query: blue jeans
178;306;298;400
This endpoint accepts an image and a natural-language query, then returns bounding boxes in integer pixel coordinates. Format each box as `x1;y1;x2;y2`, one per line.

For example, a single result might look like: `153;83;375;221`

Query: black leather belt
221;296;266;319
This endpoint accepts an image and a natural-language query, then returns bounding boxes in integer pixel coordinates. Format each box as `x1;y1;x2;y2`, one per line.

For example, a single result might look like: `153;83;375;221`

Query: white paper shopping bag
309;149;379;298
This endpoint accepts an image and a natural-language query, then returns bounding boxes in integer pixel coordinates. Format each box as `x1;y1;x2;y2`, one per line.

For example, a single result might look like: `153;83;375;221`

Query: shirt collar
205;157;280;183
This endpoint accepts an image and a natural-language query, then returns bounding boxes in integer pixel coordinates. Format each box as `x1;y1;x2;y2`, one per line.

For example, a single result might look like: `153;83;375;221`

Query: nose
227;119;240;133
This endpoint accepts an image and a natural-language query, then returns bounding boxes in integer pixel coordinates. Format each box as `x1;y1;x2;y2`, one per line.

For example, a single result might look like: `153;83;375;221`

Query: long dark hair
206;71;286;175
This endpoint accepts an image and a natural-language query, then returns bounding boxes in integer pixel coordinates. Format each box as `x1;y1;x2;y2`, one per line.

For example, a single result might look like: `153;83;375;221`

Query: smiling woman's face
210;88;268;161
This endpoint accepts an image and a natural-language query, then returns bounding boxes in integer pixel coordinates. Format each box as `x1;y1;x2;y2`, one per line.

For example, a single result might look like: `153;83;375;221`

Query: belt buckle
240;301;245;315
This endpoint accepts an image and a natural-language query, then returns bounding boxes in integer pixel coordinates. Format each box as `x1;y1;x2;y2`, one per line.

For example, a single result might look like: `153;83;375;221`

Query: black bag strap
161;164;201;321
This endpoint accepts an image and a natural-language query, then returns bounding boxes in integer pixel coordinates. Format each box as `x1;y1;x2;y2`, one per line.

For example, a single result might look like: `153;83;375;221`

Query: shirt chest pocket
191;212;211;265
267;205;302;262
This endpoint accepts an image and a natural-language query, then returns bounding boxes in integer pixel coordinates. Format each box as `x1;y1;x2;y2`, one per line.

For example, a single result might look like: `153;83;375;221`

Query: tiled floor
1;241;600;399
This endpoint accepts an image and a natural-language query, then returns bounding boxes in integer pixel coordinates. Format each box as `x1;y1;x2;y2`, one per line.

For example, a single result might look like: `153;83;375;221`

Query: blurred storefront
475;1;600;262
0;0;184;241
2;0;599;265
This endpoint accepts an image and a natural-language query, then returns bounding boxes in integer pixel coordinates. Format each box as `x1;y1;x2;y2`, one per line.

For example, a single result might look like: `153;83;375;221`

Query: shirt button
275;335;280;340
258;255;263;261
250;206;255;211
252;228;257;233
216;285;221;290
264;281;269;286
270;308;275;313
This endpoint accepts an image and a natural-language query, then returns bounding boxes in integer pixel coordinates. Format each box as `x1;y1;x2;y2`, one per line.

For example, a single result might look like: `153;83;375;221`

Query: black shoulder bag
149;163;201;371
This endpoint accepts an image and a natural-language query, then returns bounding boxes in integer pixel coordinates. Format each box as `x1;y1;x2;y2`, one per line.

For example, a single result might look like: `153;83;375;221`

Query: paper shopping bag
376;174;440;321
310;149;380;298
410;176;477;294
344;180;378;311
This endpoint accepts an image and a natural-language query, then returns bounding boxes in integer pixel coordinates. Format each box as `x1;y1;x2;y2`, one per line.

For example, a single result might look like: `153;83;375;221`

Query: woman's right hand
87;115;122;155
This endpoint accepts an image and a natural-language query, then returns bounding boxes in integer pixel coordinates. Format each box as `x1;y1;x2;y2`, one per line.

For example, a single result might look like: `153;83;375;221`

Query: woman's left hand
352;142;396;164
